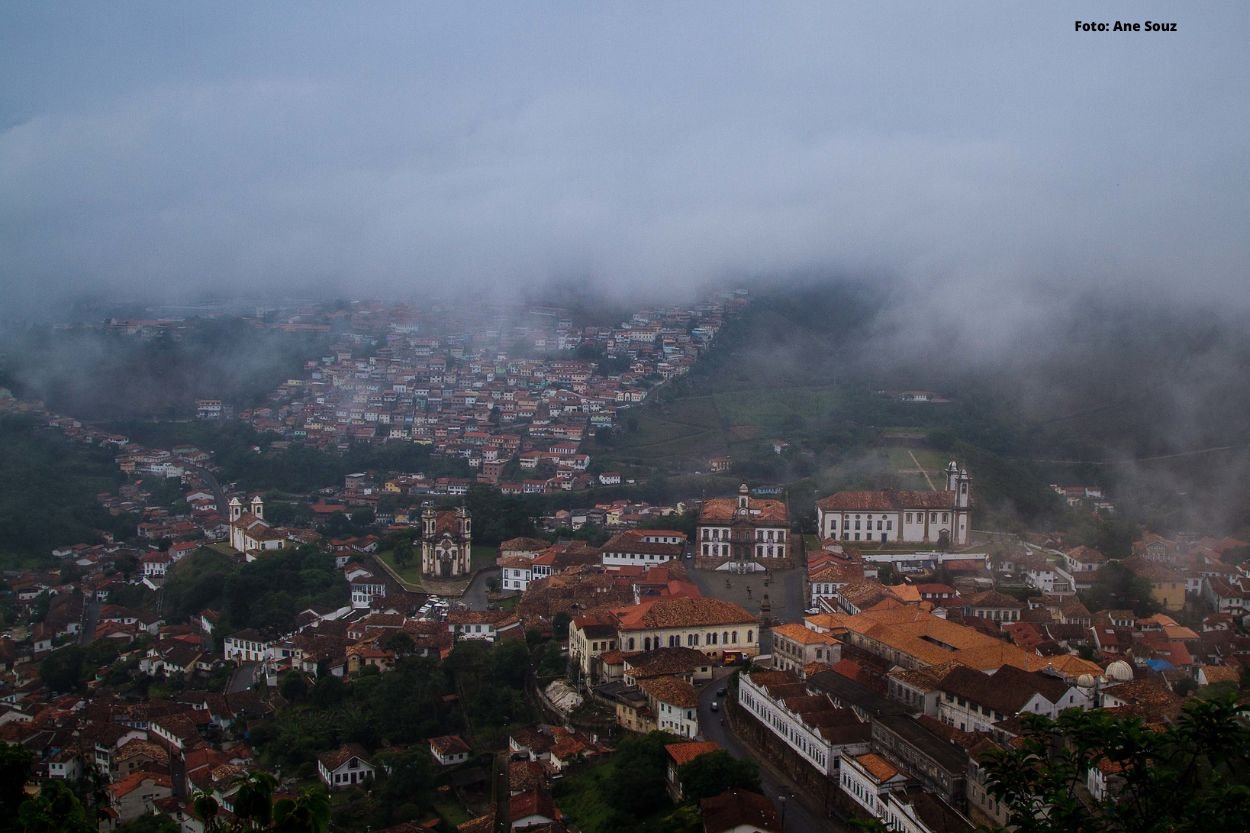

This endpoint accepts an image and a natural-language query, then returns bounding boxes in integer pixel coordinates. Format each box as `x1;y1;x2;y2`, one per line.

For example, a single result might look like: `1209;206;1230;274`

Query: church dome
1106;660;1134;682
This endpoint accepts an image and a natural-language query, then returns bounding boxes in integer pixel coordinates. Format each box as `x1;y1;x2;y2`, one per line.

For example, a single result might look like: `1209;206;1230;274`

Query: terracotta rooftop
318;743;371;771
665;740;721;766
854;752;900;782
698;496;789;525
614;596;756;630
638;675;699;708
429;735;471;756
625;646;711;678
838;605;1049;672
816;490;956;512
700;790;779;833
770;623;837;646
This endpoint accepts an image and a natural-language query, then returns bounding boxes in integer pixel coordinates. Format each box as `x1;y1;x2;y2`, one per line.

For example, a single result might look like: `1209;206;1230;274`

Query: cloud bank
1;3;1247;327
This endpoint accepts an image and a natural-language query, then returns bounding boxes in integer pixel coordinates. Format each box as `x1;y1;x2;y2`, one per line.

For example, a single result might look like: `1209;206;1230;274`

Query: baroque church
227;495;287;557
815;461;973;547
420;504;473;578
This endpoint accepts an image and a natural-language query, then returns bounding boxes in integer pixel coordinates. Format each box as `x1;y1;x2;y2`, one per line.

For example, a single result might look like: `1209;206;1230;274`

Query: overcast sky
2;2;1247;318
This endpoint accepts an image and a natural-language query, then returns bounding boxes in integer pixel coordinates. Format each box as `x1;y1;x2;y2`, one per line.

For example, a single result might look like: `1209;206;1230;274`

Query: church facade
227;496;287;558
696;483;791;571
815;462;972;547
421;504;473;578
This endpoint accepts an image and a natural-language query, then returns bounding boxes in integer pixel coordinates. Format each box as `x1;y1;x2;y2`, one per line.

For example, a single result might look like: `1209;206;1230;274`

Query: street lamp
778;794;787;832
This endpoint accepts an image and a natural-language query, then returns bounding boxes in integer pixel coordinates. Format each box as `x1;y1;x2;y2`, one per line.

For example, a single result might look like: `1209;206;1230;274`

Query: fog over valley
2;2;1247;336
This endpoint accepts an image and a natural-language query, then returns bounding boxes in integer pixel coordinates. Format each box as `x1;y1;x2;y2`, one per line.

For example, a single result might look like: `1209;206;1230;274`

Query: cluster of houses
220;296;743;494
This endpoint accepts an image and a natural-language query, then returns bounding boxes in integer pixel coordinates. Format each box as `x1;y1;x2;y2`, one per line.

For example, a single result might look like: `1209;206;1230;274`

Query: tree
232;771;278;831
280;671;309;703
191;791;222;833
602;732;675;817
677;751;761;803
379;630;415;656
40;645;86;693
0;742;33;833
983;695;1250;833
115;816;179;833
393;538;413;568
16;780;92;833
1084;561;1160;617
272;785;330;833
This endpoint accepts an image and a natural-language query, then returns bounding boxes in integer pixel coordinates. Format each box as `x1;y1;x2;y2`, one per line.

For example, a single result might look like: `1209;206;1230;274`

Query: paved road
462;567;501;611
80;597;99;645
227;662;259;693
186;463;227;517
698;674;851;833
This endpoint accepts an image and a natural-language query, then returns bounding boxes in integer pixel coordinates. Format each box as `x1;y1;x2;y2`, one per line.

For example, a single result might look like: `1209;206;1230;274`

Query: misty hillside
0;319;330;421
595;281;1250;535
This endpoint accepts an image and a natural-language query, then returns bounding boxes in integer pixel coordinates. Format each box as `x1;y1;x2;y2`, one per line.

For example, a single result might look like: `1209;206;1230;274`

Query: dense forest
0;414;131;563
161;547;348;635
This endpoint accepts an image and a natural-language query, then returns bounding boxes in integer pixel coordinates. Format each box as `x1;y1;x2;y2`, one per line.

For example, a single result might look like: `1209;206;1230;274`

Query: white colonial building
223;630;275;663
318;744;375;790
600;531;684;568
696;484;790;567
738;670;870;777
840;752;908;818
816;463;972;547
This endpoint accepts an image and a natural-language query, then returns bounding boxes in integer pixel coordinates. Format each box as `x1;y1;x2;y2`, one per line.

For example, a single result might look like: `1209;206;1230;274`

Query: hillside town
5;335;1250;833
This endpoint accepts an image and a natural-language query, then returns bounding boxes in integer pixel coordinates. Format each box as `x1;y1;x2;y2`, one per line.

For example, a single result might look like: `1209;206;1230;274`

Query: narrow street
698;675;852;833
462;567;501;612
227;662;259;693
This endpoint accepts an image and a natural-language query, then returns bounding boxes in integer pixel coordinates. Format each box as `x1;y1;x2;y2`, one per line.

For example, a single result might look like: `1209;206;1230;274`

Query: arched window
747;630;754;643
731;630;738;643
628;638;635;651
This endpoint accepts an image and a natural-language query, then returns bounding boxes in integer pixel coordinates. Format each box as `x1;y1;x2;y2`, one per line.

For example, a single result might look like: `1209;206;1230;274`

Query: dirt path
907;449;938;491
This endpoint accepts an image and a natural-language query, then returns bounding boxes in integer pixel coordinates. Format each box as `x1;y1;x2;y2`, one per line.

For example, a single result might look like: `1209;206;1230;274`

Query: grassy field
434;802;470;828
470;545;498;570
375;544;496;588
600;384;848;471
375;549;423;587
711;385;843;432
880;446;954;491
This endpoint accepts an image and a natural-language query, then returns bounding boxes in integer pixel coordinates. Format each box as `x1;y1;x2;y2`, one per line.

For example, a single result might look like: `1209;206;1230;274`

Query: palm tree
232;771;277;831
191;790;222;833
272;785;331;833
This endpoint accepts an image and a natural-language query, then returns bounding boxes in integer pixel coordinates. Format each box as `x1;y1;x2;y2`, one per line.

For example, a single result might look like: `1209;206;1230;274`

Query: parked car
710;701;719;712
717;687;728;697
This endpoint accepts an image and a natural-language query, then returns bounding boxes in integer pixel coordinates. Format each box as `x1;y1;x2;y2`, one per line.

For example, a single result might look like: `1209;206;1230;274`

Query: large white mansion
815;462;972;547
